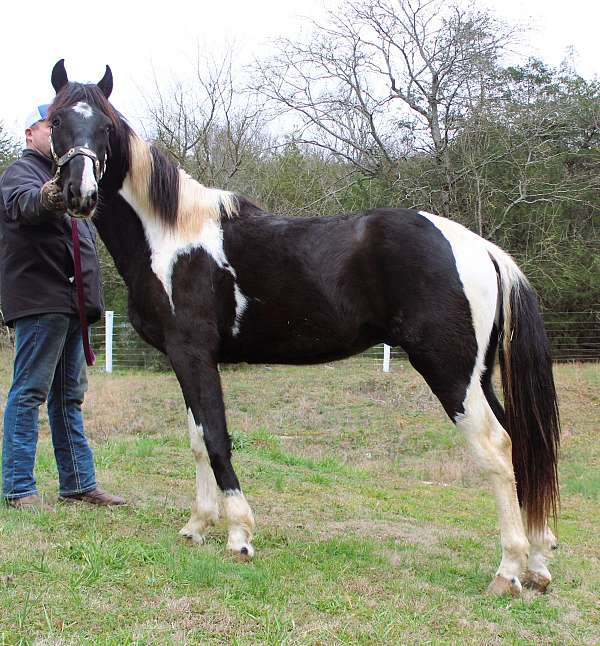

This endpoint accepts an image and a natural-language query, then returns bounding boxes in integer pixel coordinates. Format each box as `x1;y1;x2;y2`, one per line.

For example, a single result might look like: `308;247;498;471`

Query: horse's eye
51;117;60;128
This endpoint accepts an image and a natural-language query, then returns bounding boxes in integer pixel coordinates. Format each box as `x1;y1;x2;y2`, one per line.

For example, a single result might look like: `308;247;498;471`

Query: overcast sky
1;0;598;139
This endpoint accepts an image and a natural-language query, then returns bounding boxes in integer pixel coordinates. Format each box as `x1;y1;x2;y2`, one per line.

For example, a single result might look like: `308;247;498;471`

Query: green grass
0;353;599;644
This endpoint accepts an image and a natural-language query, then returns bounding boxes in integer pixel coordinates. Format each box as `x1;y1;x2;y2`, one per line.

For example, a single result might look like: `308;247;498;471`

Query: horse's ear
97;65;113;98
51;59;68;93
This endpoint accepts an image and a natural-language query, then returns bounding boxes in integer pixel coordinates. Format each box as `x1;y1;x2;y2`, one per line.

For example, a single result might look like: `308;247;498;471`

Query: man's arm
0;163;65;225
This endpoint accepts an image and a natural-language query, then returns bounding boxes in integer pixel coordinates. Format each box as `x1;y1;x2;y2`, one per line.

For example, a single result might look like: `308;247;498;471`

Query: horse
46;59;560;597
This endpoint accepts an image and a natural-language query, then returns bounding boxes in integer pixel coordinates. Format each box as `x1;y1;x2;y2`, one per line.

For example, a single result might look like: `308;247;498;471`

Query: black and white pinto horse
48;60;560;596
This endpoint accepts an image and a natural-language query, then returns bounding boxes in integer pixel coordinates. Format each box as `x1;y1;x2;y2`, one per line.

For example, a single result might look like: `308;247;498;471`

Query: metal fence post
383;344;391;373
105;310;114;373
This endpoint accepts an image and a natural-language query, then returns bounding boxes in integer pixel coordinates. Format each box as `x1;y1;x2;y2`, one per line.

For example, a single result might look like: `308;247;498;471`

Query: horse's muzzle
62;155;99;218
66;181;97;217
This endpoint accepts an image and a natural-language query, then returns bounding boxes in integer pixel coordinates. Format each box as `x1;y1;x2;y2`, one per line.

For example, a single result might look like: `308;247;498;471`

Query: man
0;104;125;510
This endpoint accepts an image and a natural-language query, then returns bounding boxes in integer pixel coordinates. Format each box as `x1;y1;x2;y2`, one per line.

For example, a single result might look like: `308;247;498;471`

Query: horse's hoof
486;574;522;597
522;570;551;593
179;525;206;545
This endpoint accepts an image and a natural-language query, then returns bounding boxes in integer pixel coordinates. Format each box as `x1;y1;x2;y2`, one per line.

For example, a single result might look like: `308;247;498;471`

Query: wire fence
1;311;598;370
87;314;409;372
542;312;600;361
89;310;599;371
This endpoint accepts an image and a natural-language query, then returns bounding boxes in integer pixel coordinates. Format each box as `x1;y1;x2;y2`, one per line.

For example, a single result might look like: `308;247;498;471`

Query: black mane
148;145;179;226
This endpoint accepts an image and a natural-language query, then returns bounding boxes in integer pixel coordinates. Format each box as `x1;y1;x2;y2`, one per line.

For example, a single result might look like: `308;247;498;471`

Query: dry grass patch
1;351;599;644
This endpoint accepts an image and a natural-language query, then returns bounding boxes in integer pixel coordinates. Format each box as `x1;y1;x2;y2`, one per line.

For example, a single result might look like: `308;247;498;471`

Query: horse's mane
47;82;254;230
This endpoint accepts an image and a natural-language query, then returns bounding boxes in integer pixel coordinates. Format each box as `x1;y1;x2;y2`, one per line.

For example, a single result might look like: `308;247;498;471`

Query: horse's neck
95;131;237;299
93;133;153;284
94;191;152;286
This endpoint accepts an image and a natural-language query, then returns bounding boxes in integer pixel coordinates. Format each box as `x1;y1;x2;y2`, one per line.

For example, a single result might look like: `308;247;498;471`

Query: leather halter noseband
49;129;107;188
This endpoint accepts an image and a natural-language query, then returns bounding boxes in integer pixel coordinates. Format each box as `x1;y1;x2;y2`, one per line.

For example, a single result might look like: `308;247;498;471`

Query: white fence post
105;310;114;373
383;344;391;373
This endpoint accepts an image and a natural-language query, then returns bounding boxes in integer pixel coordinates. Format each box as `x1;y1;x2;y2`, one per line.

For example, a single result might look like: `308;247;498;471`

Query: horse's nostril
90;189;98;203
67;183;76;204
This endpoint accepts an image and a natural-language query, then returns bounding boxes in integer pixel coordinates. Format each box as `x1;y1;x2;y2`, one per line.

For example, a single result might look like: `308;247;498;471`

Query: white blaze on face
80;156;97;201
72;102;93;119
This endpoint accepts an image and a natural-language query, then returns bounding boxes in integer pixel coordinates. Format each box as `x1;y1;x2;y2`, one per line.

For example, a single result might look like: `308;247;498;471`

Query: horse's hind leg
406;347;529;596
520;513;556;592
459;383;529;596
483;381;555;592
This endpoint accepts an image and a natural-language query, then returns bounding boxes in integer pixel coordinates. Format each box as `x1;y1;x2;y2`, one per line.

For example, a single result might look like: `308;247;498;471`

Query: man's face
26;120;51;158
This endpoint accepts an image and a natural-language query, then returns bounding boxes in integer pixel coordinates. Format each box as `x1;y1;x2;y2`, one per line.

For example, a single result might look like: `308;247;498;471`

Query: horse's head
48;59;118;219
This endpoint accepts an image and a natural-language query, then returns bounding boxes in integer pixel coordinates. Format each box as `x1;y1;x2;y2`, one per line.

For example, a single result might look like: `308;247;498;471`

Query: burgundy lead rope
71;219;96;366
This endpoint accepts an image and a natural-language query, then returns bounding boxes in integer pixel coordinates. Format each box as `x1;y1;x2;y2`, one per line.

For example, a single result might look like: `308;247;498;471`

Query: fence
1;311;598;371
86;310;600;372
88;312;408;372
542;312;600;361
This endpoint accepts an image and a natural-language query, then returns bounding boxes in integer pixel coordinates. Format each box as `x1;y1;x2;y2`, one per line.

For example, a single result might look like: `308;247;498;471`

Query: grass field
0;349;599;645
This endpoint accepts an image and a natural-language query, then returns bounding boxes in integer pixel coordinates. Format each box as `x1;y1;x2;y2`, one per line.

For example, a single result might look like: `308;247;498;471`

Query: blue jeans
2;313;97;500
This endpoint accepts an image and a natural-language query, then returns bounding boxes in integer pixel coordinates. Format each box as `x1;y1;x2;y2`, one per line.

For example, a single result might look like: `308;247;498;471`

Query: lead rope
50;128;99;365
71;219;96;366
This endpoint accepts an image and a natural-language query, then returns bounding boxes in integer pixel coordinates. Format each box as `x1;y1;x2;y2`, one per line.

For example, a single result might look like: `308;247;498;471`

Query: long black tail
490;249;561;533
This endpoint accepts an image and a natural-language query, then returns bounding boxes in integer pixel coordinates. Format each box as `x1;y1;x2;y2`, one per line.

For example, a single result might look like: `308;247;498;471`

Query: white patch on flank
418;211;498;408
80;156;97;199
118;145;248;335
73;102;93;118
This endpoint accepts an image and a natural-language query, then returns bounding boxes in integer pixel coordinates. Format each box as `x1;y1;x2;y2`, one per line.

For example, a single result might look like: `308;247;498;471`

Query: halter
49;129;107;187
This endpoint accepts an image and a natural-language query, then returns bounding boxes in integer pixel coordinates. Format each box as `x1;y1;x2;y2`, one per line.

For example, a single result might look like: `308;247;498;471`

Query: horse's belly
219;307;381;365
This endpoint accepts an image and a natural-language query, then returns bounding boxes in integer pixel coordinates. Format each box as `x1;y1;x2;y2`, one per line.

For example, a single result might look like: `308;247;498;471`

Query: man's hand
40;178;66;213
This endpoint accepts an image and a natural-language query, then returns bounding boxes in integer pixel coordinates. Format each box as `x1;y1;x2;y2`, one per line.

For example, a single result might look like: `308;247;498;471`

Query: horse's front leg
170;349;255;558
178;407;220;544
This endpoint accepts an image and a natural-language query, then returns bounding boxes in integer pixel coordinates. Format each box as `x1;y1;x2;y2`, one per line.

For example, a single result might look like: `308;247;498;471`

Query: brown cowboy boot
60;488;126;506
6;494;53;512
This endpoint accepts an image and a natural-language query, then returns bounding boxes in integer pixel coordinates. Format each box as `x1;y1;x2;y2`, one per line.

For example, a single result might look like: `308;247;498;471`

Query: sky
1;0;598;140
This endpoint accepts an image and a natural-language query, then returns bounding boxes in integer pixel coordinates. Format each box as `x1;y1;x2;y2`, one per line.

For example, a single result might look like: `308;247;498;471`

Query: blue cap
24;104;50;130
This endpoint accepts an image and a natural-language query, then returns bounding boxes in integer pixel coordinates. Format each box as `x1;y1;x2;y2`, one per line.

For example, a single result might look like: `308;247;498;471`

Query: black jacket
0;149;103;326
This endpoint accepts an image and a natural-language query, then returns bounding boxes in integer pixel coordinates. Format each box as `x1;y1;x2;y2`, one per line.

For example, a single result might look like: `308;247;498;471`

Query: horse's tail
486;243;560;533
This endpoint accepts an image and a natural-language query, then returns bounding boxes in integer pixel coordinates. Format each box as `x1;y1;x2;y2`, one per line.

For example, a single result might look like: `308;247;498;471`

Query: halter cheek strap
49;129;108;182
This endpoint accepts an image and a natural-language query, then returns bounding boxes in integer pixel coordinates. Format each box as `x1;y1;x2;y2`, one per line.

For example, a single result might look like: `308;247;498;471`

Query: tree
448;60;600;310
143;51;270;191
254;0;514;214
0;123;19;174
